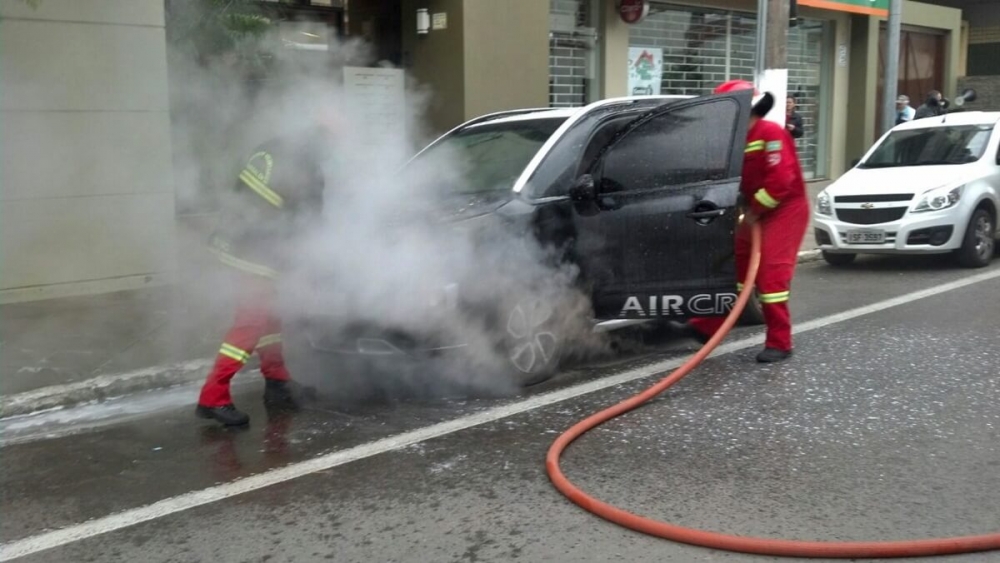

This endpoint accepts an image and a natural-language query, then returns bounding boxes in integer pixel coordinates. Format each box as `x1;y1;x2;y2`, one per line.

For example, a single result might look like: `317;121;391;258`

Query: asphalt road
4;255;1000;563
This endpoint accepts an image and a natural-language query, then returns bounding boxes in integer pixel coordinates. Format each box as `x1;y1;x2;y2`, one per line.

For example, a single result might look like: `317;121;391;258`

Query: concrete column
462;0;549;119
601;0;630;99
401;0;466;136
844;14;880;164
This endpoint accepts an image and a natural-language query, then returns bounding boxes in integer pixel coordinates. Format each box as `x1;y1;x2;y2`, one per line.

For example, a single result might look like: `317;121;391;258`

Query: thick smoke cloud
168;20;610;404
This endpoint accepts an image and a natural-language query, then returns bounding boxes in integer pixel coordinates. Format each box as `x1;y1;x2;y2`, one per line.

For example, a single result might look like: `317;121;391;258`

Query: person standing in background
914;90;949;120
895;95;916;124
785;95;804;140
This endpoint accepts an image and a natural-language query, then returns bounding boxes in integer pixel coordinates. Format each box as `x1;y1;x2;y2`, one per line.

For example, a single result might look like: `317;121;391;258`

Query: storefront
547;0;836;179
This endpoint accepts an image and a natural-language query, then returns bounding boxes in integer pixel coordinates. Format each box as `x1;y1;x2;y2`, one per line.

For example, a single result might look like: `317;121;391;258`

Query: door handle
687;209;726;219
687;202;726;225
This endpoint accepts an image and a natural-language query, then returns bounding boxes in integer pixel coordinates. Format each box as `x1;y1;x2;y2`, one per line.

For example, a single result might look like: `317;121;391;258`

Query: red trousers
198;276;290;407
690;201;810;351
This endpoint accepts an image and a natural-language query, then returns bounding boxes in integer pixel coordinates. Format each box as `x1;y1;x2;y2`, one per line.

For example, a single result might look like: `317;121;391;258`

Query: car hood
432;191;513;223
829;165;982;196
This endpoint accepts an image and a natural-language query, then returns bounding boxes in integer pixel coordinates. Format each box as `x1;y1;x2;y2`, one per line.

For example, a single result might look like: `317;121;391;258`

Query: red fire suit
198;130;326;408
689;118;810;351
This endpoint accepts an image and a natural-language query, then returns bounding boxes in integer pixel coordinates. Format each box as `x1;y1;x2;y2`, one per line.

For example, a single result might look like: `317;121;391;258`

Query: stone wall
957;76;1000;111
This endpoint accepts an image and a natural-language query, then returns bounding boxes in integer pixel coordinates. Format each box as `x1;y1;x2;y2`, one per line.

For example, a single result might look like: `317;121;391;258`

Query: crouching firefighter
681;79;810;363
196;121;334;426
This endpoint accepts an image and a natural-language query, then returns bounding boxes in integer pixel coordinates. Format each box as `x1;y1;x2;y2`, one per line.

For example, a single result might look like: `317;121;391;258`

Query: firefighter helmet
713;79;774;118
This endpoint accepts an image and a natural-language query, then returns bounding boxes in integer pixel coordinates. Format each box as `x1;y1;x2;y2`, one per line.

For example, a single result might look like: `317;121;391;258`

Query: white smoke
168;24;609;403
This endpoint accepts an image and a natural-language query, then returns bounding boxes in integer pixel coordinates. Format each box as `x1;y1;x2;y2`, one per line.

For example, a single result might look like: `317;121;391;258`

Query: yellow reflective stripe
220;343;251;363
239;169;284;209
745;140;765;153
258;334;282;348
210;247;279;279
759;291;790;304
754;188;780;209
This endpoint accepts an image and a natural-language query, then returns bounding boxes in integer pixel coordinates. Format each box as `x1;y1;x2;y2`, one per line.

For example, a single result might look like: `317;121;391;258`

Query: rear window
860;124;995;169
408;117;566;194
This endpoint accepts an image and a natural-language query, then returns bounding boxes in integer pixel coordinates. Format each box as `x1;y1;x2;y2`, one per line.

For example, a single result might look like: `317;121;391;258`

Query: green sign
798;0;888;17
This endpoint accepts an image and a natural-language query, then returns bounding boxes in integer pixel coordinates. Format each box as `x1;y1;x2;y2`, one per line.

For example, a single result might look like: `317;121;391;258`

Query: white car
814;111;1000;268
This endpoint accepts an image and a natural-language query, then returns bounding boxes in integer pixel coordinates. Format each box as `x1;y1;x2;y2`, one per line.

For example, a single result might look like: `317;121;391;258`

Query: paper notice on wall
628;47;663;96
343;66;406;147
756;68;788;128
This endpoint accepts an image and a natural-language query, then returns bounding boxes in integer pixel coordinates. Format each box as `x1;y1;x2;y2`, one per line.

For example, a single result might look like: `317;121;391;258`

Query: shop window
549;0;603;107
628;2;831;179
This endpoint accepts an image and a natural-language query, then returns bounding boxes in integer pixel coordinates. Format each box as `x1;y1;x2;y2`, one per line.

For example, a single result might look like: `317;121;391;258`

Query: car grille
833;194;913;203
836;207;908;225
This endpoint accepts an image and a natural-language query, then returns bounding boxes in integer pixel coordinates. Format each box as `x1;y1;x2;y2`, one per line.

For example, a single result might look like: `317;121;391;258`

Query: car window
597;99;739;193
522;99;679;199
408;117;566;194
577;116;637;177
860;125;994;169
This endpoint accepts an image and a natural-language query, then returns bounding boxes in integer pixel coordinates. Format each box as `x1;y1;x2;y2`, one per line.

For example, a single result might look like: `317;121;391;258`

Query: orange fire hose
546;221;1000;558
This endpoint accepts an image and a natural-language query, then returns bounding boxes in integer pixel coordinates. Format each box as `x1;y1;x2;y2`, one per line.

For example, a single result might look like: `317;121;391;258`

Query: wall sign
628;47;663;96
619;0;650;24
432;12;447;30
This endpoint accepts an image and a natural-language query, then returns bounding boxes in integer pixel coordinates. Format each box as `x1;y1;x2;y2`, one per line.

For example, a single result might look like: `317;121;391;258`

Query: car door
572;90;752;320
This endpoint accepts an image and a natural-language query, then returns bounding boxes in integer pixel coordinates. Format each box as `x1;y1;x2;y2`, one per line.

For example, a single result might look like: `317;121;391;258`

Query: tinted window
410;117;566;194
860;125;994;169
522;99;678;198
598;99;738;193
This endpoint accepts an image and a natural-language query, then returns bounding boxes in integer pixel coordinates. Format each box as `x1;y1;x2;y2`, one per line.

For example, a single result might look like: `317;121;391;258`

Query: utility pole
766;0;789;70
882;0;903;135
754;0;790;125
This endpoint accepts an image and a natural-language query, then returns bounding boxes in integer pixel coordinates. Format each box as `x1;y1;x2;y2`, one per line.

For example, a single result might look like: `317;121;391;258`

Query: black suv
287;90;762;388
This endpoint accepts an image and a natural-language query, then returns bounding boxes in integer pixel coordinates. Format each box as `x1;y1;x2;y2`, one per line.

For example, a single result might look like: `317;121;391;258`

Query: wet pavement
3;255;1000;562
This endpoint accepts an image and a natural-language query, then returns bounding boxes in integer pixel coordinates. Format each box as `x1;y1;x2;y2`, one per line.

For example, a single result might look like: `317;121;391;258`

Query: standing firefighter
196;122;332;426
684;80;810;363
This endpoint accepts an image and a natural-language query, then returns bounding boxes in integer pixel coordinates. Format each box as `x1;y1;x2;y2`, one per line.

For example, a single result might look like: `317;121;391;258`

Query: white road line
3;267;999;561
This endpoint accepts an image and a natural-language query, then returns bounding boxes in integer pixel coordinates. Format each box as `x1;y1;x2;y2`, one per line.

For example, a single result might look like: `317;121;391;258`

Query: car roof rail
456;108;555;129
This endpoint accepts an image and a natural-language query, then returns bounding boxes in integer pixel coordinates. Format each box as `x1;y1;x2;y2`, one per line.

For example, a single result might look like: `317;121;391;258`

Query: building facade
0;0;973;303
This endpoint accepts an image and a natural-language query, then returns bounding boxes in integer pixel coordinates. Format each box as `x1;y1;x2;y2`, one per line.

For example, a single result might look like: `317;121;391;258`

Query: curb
2;249;823;420
0;360;212;420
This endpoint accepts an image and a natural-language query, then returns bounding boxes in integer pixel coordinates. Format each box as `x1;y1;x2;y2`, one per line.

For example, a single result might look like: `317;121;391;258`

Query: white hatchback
814;111;1000;268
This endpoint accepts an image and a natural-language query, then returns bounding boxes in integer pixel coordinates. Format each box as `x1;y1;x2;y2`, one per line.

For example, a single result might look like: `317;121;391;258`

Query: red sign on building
619;0;650;24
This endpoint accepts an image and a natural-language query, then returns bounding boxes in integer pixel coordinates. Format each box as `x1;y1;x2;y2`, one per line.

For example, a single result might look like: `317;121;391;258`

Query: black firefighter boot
196;404;250;426
263;379;305;412
756;348;792;363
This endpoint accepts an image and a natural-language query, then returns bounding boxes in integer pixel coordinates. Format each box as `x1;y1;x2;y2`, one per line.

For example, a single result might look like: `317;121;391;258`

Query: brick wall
549;0;596;108
957;76;1000;111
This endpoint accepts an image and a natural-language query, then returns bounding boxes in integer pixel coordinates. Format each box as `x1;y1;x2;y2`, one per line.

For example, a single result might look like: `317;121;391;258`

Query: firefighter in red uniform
195;121;333;426
683;80;810;363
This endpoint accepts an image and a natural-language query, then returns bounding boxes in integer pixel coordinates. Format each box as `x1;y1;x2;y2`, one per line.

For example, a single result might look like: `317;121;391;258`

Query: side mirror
953;88;977;108
851;158;861;168
569;174;596;202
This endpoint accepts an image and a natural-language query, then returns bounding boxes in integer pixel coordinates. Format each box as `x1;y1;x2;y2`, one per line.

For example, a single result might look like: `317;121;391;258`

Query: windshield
860;125;995;169
409;117;567;194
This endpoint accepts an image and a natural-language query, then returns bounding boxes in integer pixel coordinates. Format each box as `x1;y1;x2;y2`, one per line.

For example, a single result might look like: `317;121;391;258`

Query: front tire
738;290;766;326
499;296;563;387
823;251;857;267
955;208;995;268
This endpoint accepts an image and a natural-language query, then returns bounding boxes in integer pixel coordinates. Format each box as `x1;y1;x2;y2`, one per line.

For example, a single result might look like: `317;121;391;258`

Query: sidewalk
1;187;827;418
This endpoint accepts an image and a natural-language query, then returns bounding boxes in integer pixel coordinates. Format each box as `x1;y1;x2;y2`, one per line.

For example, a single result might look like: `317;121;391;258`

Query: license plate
846;230;885;244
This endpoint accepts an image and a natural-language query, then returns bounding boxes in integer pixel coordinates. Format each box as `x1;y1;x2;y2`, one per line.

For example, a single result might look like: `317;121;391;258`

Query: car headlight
816;190;832;216
911;185;963;213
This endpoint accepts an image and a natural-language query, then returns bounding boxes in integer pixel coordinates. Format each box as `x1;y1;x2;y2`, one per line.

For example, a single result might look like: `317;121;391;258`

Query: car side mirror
570;174;596;202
